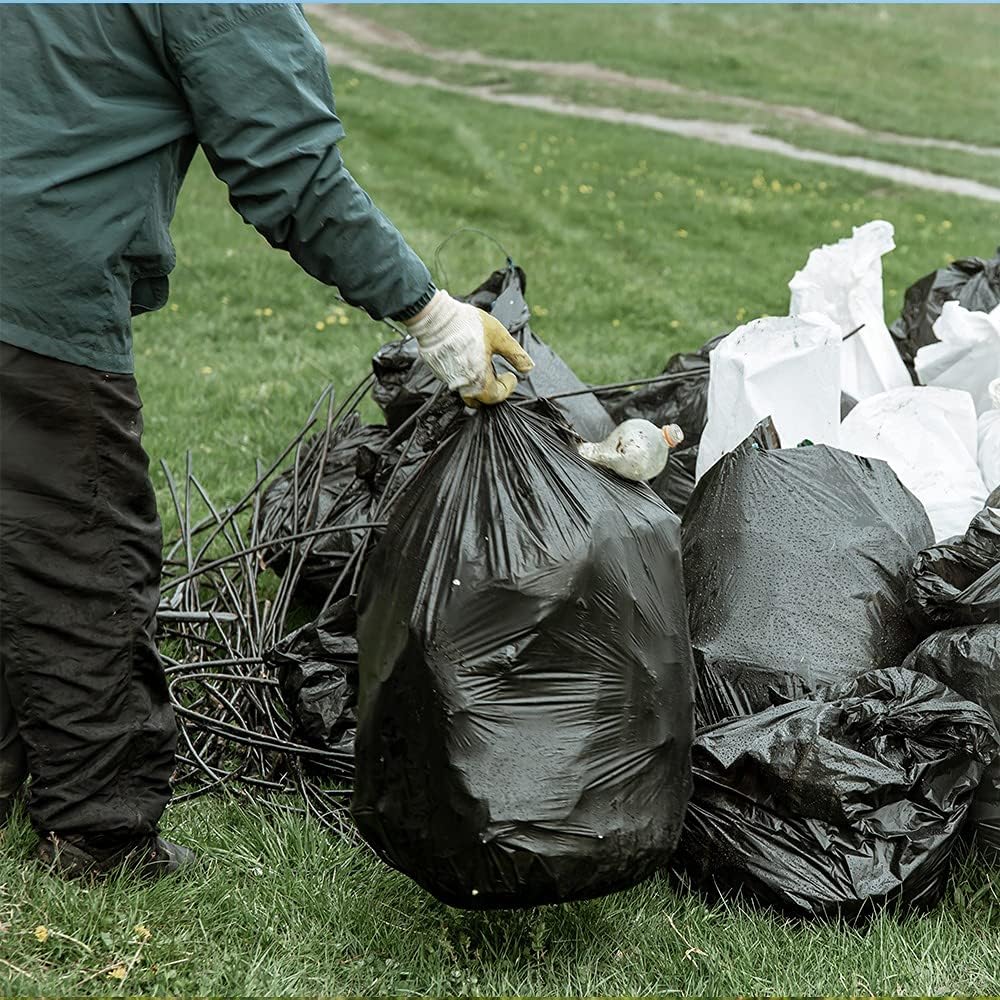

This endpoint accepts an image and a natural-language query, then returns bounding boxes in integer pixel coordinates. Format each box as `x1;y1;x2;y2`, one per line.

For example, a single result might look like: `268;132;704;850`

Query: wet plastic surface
676;668;999;920
682;420;933;728
352;401;695;908
903;625;1000;858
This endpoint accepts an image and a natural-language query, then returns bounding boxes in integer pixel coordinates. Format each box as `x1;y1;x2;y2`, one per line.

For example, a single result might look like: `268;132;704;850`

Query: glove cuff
389;282;438;323
405;290;471;351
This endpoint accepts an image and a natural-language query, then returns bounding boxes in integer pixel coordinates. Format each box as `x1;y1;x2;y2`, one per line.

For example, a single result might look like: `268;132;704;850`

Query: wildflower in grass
199;366;212;375
34;925;48;943
338;315;349;325
792;182;802;192
221;295;230;306
315;321;325;331
675;228;688;239
670;320;681;329
818;180;828;191
533;165;542;175
611;318;621;328
831;220;842;230
134;924;152;942
108;965;127;981
325;314;336;324
940;220;952;230
653;191;664;201
736;307;747;322
263;307;273;317
535;306;549;317
916;213;926;223
771;179;782;193
347;78;359;89
944;252;955;263
578;184;593;194
752;174;766;190
169;303;179;312
695;189;705;199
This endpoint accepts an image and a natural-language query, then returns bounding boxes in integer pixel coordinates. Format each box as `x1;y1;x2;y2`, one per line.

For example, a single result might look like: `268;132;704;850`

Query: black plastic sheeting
352;401;694;908
676;668;999;921
602;334;722;516
266;598;359;769
903;626;1000;859
373;264;613;442
907;506;1000;629
682;420;933;729
890;247;1000;380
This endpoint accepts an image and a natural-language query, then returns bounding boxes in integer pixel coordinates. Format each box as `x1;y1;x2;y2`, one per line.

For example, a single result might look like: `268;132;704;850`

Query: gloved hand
404;290;534;406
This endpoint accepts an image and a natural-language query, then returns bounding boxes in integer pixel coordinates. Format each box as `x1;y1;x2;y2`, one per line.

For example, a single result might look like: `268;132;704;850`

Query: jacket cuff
390;282;438;323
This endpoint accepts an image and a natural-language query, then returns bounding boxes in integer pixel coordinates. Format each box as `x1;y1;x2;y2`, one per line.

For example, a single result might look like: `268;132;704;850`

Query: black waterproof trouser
0;342;176;840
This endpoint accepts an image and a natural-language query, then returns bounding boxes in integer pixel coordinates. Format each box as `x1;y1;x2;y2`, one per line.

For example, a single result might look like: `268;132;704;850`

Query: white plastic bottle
578;420;685;482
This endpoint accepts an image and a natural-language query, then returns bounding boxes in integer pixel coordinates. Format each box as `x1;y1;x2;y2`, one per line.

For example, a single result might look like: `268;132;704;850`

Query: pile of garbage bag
228;230;1000;917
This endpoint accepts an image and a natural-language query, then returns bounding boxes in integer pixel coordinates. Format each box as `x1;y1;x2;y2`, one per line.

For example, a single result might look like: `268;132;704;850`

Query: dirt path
310;5;1000;163
316;35;1000;204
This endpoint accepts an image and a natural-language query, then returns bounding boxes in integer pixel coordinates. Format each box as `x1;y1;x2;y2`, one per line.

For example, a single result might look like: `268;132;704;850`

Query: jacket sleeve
162;3;432;320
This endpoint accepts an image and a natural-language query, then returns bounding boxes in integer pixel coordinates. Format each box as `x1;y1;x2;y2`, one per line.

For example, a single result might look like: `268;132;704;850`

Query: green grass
353;3;1000;146
4;39;1000;999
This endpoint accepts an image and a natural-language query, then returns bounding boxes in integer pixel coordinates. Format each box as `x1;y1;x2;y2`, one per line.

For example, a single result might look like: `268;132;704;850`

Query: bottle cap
662;424;685;448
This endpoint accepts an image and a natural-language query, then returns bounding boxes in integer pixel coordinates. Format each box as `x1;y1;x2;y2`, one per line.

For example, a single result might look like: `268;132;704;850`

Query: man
0;3;533;879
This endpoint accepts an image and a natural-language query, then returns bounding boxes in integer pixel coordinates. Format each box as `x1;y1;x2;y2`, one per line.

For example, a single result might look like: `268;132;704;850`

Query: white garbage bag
695;314;842;482
839;386;987;541
915;300;1000;414
788;220;911;402
978;378;1000;491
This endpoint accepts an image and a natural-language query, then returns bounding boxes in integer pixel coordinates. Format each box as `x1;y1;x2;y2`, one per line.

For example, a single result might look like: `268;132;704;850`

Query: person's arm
161;3;531;400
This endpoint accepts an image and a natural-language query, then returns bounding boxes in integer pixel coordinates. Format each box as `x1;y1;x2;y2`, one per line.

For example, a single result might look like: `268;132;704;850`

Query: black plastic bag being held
890;248;1000;379
372;264;613;442
903;625;1000;858
682;421;933;728
676;668;999;921
907;505;1000;629
353;402;694;908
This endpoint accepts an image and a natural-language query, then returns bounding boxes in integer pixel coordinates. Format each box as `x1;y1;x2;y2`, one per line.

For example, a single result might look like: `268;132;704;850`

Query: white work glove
404;290;534;406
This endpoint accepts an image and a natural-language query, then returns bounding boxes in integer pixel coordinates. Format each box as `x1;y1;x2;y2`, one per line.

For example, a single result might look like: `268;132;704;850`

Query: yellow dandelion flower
915;213;926;223
199;366;213;375
134;924;152;941
108;966;127;981
831;220;842;230
818;181;828;191
535;306;549;317
606;190;616;199
315;321;326;331
670;320;681;329
338;315;349;325
611;318;621;328
347;78;360;89
263;307;273;317
751;175;766;190
695;189;705;199
221;296;230;306
578;184;593;194
770;179;782;193
940;220;952;230
653;191;664;201
35;925;49;943
675;228;688;239
736;307;747;322
325;315;336;325
169;303;179;313
792;182;802;192
533;165;543;175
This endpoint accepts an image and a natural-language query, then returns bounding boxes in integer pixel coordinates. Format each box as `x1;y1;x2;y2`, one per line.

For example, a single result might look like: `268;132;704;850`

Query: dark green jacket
0;3;432;373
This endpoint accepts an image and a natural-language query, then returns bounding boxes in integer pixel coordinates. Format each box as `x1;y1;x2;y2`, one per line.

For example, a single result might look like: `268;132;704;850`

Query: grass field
3;6;1000;996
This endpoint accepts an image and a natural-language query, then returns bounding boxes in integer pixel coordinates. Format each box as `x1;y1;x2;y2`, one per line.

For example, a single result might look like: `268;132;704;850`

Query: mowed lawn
3;12;1000;997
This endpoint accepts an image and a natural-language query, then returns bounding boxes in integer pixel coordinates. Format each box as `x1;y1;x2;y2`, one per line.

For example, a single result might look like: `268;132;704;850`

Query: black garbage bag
903;626;1000;858
602;334;723;516
907;506;1000;629
372;264;613;442
890;248;1000;379
676;668;998;921
352;401;695;908
683;420;933;729
258;415;387;604
265;598;358;775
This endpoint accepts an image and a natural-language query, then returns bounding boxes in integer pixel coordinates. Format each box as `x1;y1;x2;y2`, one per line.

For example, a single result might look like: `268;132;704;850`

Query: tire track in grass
319;40;1000;204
